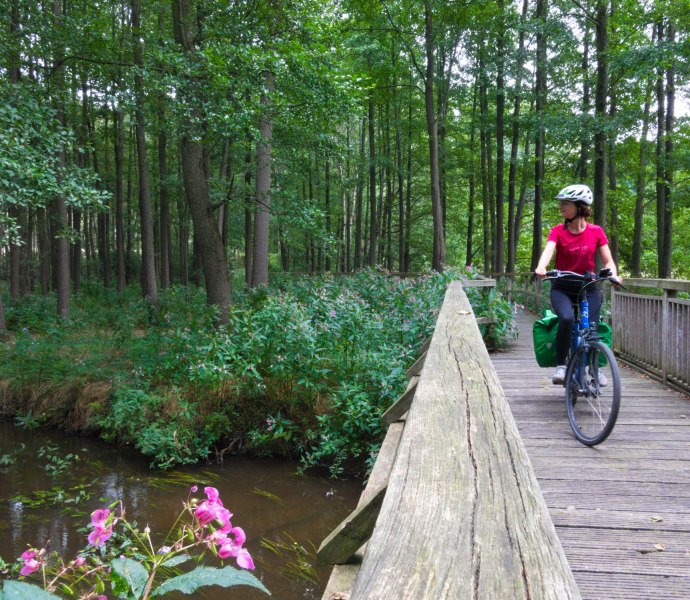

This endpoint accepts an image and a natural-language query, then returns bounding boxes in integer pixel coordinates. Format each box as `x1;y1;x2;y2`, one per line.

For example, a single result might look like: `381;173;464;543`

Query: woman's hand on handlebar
534;266;547;278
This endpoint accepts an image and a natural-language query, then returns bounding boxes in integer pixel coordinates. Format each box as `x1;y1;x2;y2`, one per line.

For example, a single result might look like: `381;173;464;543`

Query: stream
0;420;362;599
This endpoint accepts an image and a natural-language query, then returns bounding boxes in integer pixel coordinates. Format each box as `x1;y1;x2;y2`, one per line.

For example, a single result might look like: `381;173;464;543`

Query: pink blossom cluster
19;548;44;577
88;509;114;547
195;486;254;570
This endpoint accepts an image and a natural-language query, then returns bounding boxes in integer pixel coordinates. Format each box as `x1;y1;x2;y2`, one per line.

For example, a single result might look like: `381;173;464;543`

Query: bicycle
544;269;623;445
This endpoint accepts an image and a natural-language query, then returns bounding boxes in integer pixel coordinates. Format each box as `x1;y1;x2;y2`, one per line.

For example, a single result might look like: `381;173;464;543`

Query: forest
0;0;688;472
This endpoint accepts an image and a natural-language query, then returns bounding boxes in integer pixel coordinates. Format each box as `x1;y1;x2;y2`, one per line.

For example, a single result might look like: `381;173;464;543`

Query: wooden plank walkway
491;309;690;600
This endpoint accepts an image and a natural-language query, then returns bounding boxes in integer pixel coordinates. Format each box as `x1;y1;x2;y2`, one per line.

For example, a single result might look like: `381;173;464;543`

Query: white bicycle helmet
556;184;593;205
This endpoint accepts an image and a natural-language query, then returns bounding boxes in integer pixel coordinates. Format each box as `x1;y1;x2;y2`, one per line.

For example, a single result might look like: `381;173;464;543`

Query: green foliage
1;273;515;475
150;565;269;597
0;83;109;246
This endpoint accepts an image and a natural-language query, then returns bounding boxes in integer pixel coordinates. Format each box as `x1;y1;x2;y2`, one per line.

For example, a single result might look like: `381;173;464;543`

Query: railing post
661;287;678;384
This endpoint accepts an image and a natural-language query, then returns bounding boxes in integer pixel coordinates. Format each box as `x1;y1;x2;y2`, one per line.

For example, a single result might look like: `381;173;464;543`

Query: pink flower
88;525;113;547
88;509;113;547
218;542;238;560
91;509;110;527
19;549;42;577
217;527;252;569
236;548;255;570
204;487;221;505
20;558;41;576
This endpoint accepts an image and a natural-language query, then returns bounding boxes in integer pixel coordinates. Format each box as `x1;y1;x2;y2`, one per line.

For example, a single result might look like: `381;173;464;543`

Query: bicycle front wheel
565;340;621;445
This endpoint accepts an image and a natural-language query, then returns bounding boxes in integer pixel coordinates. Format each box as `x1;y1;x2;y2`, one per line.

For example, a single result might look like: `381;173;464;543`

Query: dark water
0;421;362;599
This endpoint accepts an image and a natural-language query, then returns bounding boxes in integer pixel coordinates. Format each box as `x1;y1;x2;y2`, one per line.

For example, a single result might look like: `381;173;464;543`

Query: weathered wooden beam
320;421;405;599
462;278;496;288
316;485;386;566
405;352;426;379
418;336;432;356
350;281;580;599
475;316;498;325
381;378;418;425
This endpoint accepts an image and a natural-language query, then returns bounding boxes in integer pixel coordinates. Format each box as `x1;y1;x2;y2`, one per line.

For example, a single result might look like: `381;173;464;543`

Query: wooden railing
611;279;690;394
499;272;690;395
318;280;579;599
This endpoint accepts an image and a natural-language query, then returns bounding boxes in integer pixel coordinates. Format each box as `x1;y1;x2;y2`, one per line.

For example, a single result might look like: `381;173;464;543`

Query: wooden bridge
318;278;690;599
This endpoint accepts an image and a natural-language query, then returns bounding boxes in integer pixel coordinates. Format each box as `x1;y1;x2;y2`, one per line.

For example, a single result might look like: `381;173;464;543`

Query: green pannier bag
532;310;612;367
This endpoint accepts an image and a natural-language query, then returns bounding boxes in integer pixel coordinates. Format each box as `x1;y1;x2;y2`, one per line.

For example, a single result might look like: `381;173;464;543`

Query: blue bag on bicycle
533;310;612;367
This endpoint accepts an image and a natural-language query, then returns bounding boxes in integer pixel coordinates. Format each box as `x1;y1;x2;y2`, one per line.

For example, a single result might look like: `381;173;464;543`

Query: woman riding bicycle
535;184;622;384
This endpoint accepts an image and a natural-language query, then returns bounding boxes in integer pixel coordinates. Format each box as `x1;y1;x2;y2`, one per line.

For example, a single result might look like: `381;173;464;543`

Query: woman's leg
550;288;576;365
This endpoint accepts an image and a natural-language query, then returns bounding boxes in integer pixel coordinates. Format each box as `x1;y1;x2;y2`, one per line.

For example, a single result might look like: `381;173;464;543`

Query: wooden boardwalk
491;309;690;600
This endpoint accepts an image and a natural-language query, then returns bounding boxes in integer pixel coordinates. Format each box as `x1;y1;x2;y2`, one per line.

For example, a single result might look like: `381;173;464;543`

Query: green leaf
1;581;62;600
109;557;150;599
150;566;270;597
159;554;192;568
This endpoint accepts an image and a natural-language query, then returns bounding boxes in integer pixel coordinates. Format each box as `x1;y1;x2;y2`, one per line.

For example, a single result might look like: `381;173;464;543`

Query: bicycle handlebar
543;269;625;288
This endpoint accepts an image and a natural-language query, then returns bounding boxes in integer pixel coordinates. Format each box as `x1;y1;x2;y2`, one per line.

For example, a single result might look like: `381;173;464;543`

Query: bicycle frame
570;296;593;395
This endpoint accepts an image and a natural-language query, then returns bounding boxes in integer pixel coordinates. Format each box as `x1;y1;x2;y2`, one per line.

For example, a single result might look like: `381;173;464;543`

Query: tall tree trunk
479;53;491;271
395;83;404;272
37;208;50;294
218;137;231;249
52;0;70;318
404;82;413;271
655;19;667;276
607;81;618;263
593;0;609;227
7;4;22;303
98;111;112;289
367;91;377;267
132;0;158;307
325;159;331;271
424;0;445;271
345;124;352;273
158;113;171;289
384;103;393;270
577;22;591;180
661;23;675;277
531;0;547;270
507;0;528;273
244;137;253;284
494;0;506;273
251;70;275;286
354;115;365;270
467;82;479;268
631;82;652;277
114;108;126;293
515;133;532;245
173;0;233;321
0;271;6;338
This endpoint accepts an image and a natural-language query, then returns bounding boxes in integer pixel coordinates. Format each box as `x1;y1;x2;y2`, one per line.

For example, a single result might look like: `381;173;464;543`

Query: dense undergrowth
0;268;517;476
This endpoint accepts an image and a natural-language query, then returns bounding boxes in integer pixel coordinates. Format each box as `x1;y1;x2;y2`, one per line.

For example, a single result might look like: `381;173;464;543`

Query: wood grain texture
351;282;579;599
381;378;418;424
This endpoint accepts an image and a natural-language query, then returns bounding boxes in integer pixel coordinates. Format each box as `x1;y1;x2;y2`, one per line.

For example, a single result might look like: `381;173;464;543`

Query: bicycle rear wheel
565;340;621;445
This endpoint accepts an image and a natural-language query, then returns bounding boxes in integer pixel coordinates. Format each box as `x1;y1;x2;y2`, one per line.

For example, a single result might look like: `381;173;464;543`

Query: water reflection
0;421;361;599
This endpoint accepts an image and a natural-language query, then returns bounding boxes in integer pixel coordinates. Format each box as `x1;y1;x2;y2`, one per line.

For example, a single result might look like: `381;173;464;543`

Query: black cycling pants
550;285;602;365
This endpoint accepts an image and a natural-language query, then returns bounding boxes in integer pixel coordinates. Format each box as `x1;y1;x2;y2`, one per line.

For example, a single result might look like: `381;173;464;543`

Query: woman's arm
535;240;557;276
598;244;622;282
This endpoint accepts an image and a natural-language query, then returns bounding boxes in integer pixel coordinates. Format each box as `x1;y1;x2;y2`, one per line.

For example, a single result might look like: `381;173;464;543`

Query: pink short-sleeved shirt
547;223;609;274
